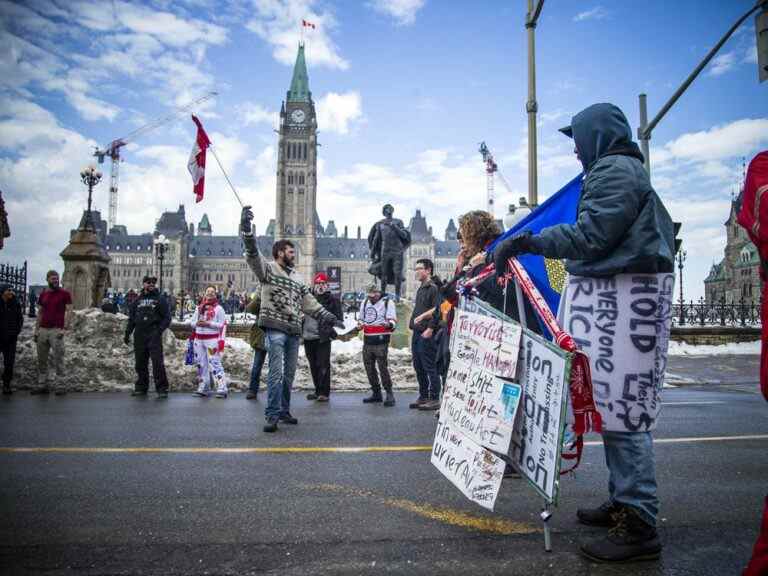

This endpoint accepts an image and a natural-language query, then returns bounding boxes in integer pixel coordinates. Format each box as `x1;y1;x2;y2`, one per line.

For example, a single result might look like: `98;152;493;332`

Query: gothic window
303;143;307;159
286;143;291;159
299;173;305;185
288;172;294;185
285;225;292;234
292;143;297;159
297;227;304;234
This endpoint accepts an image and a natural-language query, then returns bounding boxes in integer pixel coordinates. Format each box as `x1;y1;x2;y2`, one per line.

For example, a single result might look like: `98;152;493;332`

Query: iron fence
673;298;762;327
0;261;27;309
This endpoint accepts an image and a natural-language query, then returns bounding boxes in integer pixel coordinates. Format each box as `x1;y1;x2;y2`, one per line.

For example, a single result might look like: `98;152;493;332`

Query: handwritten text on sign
431;417;506;511
507;331;570;502
446;310;522;452
562;273;675;432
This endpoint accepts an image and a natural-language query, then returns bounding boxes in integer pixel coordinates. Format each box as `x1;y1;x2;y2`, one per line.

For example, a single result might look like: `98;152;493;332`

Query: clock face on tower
290;109;305;124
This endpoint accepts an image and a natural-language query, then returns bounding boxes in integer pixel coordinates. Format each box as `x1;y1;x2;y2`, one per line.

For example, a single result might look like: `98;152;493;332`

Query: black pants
1;337;17;386
134;332;169;392
363;343;392;394
304;339;332;397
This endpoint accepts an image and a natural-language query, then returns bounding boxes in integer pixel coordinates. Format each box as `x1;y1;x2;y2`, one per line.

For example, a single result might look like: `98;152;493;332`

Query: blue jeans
249;348;266;393
603;431;659;527
264;330;300;420
411;332;440;400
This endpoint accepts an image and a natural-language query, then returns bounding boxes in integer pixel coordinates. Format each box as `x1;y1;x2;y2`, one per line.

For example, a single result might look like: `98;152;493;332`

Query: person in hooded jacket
303;272;343;402
0;285;23;394
494;103;675;563
124;275;171;398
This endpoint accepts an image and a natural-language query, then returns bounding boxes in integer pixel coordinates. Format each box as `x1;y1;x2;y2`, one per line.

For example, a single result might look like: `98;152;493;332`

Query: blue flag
488;173;583;318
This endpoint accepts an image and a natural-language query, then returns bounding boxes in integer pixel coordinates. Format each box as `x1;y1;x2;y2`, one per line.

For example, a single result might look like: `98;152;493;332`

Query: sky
1;0;767;300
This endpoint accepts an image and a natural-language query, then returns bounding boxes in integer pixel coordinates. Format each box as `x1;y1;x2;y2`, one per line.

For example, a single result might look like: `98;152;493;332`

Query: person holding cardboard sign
493;103;675;564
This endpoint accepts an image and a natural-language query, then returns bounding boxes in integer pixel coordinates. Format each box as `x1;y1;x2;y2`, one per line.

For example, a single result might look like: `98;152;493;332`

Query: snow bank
667;339;761;356
10;308;417;392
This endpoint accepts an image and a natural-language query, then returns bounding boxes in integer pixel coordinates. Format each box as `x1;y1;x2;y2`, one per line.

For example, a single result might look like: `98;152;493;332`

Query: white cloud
245;0;349;70
238;102;278;128
316;91;363;135
573;6;609;22
708;50;737;76
367;0;426;26
659;118;768;164
744;44;758;64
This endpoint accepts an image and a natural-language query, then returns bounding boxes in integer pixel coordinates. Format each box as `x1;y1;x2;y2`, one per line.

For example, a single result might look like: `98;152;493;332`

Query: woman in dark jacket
0;284;23;394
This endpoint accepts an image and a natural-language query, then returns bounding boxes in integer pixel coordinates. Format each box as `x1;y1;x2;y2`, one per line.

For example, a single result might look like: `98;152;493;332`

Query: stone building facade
704;191;763;305
82;44;461;300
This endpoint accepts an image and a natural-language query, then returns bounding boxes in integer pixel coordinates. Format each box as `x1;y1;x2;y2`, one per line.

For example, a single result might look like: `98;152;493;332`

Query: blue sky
1;0;766;299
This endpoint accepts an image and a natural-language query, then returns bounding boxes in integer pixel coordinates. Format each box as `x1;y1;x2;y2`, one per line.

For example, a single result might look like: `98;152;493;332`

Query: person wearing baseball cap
302;272;343;402
124;274;171;398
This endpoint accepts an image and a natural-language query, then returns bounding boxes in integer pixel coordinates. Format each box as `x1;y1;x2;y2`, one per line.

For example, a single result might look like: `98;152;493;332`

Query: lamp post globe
80;165;102;231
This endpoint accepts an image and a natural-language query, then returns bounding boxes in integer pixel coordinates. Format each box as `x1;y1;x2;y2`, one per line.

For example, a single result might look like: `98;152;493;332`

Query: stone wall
670;326;762;346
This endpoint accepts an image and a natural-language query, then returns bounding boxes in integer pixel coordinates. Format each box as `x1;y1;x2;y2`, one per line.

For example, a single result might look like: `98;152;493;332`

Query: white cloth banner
561;273;675;432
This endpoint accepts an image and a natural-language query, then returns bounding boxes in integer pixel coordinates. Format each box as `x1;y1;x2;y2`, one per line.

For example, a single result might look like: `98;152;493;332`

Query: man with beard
124;276;171;398
32;270;72;395
240;206;344;433
0;285;23;394
368;204;411;302
303;272;343;402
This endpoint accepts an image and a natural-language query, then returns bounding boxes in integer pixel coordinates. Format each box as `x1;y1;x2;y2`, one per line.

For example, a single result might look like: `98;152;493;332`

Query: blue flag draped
488;173;583;318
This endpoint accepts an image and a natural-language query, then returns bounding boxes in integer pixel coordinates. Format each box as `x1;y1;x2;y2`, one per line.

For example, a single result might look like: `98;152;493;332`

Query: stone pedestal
60;227;111;310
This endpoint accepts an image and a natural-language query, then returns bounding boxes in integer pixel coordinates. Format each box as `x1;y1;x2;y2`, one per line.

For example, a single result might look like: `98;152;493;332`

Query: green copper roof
287;44;310;102
199;213;211;231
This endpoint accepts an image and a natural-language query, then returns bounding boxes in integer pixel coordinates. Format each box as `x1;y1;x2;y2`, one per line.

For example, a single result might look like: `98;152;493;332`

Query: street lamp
677;248;687;322
155;234;168;293
80;165;102;231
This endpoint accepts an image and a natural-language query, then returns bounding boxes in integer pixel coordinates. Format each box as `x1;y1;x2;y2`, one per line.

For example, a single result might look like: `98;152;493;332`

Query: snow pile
10;308;417;392
667;339;761;356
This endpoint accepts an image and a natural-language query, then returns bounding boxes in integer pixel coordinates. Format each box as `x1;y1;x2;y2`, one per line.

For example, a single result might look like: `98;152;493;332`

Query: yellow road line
307;483;538;535
1;434;766;454
0;446;433;454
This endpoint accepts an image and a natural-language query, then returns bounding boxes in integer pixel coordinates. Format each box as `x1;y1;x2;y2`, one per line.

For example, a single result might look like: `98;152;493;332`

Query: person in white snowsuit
189;286;228;398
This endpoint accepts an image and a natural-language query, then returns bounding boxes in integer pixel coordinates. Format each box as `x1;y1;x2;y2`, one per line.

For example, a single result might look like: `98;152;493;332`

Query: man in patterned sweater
240;206;343;433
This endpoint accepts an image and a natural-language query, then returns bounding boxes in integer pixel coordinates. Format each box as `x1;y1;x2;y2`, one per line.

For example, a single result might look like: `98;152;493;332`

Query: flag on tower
302;19;316;28
188;115;211;203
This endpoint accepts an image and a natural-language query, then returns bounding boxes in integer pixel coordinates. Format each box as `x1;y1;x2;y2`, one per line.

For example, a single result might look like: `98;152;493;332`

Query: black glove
493;231;535;278
123;333;131;346
240;205;254;235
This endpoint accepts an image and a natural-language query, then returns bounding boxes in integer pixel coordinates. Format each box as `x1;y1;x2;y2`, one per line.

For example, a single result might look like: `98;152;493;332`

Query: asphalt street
0;355;766;576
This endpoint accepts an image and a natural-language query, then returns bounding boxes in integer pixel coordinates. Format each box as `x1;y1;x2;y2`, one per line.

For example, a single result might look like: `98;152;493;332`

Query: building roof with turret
408;209;431;243
198;213;212;235
155;205;188;238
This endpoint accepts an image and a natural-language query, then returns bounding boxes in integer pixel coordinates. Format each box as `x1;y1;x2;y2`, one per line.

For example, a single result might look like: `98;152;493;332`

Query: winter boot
580;505;662;563
363;391;383;403
131;389;148;397
577;500;623;527
263;417;279;433
383;390;395;407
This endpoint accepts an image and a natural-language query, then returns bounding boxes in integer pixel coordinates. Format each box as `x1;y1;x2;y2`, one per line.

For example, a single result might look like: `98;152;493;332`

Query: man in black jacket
0;284;23;394
409;259;441;411
302;272;343;402
124;276;171;398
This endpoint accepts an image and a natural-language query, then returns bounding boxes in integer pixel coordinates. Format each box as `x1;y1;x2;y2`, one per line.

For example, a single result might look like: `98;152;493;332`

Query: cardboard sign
431;418;506;511
508;329;570;502
457;297;571;504
561;274;674;433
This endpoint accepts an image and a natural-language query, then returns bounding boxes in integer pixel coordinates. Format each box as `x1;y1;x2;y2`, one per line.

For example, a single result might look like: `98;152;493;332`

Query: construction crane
479;141;514;216
94;91;218;231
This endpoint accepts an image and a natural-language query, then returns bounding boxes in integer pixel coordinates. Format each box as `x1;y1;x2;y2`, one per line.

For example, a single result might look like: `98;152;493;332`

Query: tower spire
287;43;311;103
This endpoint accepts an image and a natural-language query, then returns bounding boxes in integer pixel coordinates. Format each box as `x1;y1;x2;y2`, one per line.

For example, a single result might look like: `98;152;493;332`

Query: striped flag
187;115;211;203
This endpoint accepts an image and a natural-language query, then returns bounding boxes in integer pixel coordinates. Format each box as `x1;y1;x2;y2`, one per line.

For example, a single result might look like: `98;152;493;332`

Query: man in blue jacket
494;103;675;563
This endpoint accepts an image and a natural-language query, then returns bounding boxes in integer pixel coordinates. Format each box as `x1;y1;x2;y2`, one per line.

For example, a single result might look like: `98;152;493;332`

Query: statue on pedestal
367;204;411;301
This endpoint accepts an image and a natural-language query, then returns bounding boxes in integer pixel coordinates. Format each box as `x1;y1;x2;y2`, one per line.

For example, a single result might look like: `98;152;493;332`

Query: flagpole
208;145;244;208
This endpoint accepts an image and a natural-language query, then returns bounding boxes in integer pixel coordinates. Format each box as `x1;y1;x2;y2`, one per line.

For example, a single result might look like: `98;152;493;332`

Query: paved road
1;359;766;575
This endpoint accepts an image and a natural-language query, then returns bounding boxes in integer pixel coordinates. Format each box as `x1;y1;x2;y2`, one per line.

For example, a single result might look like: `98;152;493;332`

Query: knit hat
366;283;381;293
313;272;329;284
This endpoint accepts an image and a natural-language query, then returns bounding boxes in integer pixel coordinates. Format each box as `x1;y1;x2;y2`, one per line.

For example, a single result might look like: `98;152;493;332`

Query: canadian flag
302;19;315;29
188;114;211;203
